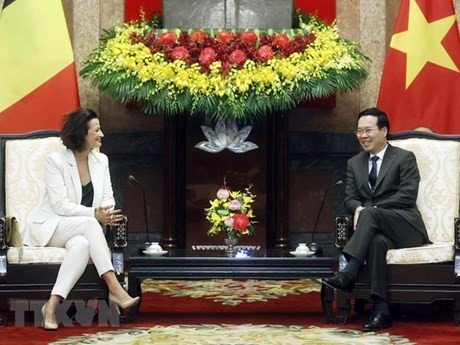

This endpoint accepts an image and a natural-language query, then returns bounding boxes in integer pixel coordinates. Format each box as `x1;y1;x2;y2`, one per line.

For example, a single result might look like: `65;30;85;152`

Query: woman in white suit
23;108;139;330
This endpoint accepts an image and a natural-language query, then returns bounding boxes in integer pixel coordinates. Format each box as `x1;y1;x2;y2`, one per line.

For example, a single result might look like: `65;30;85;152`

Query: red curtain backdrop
125;0;163;22
0;0;80;133
294;0;335;25
377;0;460;134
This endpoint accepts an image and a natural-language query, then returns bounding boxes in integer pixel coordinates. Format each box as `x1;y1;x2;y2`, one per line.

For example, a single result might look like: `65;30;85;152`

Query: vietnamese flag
377;0;460;134
0;0;80;133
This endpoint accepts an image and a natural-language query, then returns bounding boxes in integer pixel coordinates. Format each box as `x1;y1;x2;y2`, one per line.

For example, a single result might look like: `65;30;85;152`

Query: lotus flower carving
195;119;259;153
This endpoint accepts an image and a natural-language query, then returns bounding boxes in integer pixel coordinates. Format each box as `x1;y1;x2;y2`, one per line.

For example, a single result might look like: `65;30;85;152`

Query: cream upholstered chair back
386;138;460;264
3;135;69;263
5;136;65;240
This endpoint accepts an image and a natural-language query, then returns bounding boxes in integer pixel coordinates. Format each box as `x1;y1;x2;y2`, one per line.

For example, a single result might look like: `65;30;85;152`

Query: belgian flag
0;0;80;133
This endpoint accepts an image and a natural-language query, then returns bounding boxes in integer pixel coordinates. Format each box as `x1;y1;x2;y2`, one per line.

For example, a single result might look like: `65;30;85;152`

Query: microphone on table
309;180;344;255
129;174;150;250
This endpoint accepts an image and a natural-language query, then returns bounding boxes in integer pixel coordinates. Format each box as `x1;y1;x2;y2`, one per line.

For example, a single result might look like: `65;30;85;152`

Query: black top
81;181;94;207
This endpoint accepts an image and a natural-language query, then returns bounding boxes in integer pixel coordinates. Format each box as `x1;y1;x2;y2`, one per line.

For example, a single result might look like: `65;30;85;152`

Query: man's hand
353;206;365;230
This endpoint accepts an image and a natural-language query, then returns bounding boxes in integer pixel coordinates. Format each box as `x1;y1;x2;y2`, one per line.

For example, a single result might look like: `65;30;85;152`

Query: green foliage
80;13;370;121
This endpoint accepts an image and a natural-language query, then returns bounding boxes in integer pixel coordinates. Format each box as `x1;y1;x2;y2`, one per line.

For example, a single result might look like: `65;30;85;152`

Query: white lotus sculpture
195;119;259;153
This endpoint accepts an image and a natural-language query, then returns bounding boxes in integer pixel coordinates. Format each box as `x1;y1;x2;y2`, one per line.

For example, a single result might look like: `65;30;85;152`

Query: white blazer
23;149;115;247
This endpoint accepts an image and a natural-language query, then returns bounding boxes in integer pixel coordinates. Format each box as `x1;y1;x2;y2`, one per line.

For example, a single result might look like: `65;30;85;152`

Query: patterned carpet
49;324;413;344
141;278;322;306
46;279;420;344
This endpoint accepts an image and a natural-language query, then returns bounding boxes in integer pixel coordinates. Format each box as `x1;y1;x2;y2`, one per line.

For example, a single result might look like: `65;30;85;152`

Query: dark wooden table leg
335;290;352;324
0;312;7;326
321;283;335;323
127;274;142;322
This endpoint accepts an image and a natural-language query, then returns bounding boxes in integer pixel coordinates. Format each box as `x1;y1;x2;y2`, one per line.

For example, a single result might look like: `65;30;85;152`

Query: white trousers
47;216;113;299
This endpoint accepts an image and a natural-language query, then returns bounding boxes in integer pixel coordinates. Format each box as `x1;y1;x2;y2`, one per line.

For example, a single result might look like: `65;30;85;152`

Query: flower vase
224;237;238;255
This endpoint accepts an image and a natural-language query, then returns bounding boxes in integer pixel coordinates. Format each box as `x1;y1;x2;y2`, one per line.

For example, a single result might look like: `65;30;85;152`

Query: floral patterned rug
50;324;414;344
141;278;322;306
47;280;419;344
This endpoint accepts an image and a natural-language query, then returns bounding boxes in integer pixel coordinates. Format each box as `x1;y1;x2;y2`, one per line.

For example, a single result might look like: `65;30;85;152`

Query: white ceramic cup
295;243;310;253
148;242;162;253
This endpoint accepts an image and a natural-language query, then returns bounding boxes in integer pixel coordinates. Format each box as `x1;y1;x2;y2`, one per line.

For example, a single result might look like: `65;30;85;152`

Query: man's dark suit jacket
344;143;430;245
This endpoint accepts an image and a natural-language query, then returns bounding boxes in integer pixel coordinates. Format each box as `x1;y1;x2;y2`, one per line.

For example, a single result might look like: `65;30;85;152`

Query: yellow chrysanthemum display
81;14;369;122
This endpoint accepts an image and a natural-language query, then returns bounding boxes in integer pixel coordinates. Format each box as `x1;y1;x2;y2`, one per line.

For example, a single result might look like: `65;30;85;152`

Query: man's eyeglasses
355;127;379;136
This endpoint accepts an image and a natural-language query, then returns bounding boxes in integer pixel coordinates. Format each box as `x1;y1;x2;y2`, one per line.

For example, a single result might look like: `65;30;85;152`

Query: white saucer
289;251;315;257
143;250;168;256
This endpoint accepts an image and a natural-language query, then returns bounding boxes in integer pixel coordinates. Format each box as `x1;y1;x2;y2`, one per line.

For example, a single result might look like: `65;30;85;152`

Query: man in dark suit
323;107;430;331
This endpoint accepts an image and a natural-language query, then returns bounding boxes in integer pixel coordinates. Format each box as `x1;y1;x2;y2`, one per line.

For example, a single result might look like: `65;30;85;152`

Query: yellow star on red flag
390;0;458;88
377;0;460;134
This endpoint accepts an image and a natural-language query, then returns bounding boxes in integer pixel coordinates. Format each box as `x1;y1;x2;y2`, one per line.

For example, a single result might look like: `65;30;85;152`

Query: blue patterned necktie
369;156;379;191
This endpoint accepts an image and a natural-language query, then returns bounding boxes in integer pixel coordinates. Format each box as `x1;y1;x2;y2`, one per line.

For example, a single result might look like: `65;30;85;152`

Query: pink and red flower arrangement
205;183;256;238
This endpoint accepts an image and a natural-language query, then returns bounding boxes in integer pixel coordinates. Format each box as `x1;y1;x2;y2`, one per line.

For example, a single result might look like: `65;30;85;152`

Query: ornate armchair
334;131;460;326
0;131;128;326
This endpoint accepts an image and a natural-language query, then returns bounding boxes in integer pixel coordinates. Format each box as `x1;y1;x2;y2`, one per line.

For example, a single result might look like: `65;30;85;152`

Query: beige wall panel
457;0;460;26
73;0;101;112
358;0;386;110
98;0;163;132
71;0;161;132
329;0;362;132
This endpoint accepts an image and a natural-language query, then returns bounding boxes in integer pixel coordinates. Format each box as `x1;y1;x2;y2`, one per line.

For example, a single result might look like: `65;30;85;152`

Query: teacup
295;243;310;253
147;242;162;253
